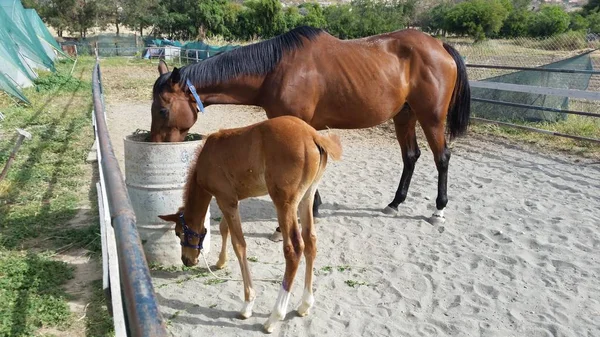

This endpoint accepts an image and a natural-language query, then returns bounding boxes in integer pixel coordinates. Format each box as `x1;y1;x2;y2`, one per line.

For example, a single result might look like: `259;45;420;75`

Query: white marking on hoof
297;289;314;317
428;209;446;225
269;229;283;242
264;286;291;333
382;206;398;215
239;299;255;319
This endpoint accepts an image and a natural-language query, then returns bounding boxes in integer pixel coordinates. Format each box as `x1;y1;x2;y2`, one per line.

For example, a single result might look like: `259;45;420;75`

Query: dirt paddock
106;102;600;337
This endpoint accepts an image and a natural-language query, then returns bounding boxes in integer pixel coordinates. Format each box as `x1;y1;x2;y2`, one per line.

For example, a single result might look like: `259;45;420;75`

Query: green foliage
0;251;74;336
569;12;589;32
33;72;90;94
527;5;570;37
420;3;452;36
586;9;600;34
298;3;326;29
445;0;509;41
500;9;532;37
323;4;356;39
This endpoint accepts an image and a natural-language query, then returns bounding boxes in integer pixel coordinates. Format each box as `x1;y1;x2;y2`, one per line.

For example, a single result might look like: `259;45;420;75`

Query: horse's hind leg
383;105;421;214
416;109;451;224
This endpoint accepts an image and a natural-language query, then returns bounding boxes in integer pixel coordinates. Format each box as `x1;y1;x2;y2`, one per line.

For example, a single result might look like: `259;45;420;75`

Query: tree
420;3;452;36
323;4;357;39
121;0;158;37
569;11;589;32
499;9;532;37
298;3;326;28
445;0;509;41
527;5;570;37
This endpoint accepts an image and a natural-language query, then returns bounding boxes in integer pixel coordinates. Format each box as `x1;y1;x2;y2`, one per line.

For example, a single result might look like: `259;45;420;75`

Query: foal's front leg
216;218;229;269
219;200;255;318
264;204;304;333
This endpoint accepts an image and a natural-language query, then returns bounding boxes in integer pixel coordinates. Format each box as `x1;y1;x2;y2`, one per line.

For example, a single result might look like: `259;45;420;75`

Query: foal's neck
183;178;212;233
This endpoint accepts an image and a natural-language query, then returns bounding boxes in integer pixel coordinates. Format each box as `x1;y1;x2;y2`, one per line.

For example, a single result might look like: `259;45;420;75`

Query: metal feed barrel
124;134;211;267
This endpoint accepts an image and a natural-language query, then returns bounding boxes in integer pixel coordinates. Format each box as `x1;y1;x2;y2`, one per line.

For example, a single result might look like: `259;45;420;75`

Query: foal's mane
182;146;202;208
178;26;324;88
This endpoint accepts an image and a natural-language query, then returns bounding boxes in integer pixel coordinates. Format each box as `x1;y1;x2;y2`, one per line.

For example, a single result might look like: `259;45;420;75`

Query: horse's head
158;208;207;267
150;60;199;142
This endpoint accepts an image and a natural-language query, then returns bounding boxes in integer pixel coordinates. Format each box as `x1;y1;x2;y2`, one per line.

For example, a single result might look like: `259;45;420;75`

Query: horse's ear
158;214;178;223
170;67;181;86
158;60;169;75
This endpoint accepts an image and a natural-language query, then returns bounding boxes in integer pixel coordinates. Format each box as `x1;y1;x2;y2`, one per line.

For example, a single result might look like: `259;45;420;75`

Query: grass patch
85;280;115;337
0;250;74;336
0;57;109;336
344;280;369;288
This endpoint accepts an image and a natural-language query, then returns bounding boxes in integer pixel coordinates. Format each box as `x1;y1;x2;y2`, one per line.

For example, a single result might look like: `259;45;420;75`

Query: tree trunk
116;20;120;36
140;25;143;38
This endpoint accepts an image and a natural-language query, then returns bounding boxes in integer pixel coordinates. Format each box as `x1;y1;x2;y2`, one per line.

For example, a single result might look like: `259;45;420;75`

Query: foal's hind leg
264;201;304;333
297;181;320;316
384;105;421;214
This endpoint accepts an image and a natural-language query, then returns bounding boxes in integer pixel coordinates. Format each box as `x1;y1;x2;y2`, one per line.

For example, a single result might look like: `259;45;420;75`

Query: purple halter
179;212;206;251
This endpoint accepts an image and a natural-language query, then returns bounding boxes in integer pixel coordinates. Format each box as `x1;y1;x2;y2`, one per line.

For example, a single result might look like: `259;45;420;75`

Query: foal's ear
158;214;178;223
158;60;169;75
170;67;181;86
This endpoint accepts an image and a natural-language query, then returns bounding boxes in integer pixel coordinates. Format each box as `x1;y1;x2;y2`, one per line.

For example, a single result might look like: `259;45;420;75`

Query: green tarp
0;0;59;103
471;51;595;122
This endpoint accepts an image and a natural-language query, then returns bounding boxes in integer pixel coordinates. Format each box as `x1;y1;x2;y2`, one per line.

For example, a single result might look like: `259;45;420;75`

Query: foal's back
195;116;324;201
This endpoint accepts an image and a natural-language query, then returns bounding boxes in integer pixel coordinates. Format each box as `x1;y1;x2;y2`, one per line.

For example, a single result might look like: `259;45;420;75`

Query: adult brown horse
150;25;470;227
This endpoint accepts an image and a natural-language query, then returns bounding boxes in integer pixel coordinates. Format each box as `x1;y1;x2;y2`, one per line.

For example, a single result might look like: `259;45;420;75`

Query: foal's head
158;207;207;267
150;60;199;142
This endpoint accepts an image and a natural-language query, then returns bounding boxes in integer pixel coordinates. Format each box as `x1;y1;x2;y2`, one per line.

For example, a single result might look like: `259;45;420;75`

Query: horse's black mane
153;26;324;95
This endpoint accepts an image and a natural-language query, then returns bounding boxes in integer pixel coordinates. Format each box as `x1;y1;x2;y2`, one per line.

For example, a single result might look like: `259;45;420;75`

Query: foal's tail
443;42;471;140
313;132;343;162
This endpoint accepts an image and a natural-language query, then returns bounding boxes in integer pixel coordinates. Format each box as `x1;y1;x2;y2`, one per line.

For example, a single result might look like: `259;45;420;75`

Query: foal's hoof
269;229;283;242
382;206;398;215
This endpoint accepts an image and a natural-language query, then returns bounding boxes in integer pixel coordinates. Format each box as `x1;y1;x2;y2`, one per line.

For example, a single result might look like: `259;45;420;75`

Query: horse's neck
200;76;264;106
183;180;212;232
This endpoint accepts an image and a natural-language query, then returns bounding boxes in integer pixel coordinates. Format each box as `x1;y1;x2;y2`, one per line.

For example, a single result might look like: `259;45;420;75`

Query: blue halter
178;212;207;251
185;79;205;114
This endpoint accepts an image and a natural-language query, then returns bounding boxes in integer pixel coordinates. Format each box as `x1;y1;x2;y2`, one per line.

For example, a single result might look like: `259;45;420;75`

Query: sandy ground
106;101;600;337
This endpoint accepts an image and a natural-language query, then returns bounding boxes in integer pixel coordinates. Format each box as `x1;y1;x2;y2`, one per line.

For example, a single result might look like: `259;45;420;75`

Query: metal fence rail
92;57;169;336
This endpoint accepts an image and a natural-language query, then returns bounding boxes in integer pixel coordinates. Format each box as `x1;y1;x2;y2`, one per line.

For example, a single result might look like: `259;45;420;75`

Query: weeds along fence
92;52;169;336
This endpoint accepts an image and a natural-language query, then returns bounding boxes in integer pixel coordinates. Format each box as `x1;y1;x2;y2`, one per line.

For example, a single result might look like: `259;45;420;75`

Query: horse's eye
160;108;169;118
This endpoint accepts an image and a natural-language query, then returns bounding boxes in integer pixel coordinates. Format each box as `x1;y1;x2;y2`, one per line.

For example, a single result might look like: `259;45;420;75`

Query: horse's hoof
269;230;283;242
428;210;446;226
382;206;398;215
239;311;252;319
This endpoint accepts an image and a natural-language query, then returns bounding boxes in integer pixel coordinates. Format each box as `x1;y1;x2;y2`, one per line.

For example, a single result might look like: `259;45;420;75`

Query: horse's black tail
443;42;471;140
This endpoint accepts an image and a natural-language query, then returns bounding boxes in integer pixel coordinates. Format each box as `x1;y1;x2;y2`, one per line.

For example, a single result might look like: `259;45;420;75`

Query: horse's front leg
218;199;255;318
264;204;304;333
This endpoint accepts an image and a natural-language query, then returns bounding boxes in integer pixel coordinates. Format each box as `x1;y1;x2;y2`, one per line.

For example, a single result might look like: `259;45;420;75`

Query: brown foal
158;116;342;333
